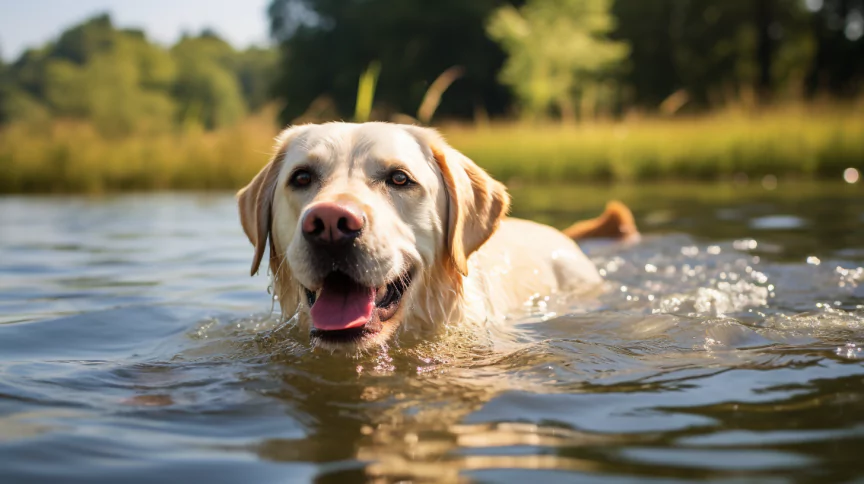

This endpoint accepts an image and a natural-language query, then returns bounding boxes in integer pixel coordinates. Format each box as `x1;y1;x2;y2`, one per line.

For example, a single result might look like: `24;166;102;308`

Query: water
1;183;864;483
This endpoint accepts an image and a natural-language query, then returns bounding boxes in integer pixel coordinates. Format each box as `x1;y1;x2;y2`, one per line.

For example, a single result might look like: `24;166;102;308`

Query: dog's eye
387;170;413;187
289;169;313;188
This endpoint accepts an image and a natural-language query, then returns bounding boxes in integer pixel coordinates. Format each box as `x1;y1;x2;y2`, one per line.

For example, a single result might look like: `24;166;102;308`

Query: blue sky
0;0;272;60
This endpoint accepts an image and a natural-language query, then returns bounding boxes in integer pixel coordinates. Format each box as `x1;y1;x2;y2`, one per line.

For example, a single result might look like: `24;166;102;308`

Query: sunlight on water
2;186;864;482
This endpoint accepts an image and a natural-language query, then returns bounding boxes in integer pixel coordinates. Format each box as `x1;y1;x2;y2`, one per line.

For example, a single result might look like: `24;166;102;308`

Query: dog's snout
302;201;365;246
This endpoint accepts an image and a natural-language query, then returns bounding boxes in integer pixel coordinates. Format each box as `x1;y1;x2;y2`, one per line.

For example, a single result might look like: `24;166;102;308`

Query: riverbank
1;106;861;193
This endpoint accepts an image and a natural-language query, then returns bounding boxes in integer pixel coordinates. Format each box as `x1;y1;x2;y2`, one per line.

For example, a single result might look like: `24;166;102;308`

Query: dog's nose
301;201;365;246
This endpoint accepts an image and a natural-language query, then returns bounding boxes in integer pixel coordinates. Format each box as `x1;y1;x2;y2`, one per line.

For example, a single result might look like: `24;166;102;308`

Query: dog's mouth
304;269;413;345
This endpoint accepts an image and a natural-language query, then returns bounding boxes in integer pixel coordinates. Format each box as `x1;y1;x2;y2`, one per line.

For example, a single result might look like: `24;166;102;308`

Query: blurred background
0;0;862;193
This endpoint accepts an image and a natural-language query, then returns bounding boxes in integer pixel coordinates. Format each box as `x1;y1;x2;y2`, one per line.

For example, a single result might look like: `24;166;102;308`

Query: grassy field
1;106;862;193
0;114;279;193
445;106;864;183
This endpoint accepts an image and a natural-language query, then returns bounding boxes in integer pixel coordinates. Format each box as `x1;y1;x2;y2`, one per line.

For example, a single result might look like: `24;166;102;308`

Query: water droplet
836;343;861;359
844;168;860;184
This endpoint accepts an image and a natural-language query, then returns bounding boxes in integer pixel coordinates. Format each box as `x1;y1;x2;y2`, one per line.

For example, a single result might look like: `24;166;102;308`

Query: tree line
270;0;863;123
1;0;862;134
0;15;276;135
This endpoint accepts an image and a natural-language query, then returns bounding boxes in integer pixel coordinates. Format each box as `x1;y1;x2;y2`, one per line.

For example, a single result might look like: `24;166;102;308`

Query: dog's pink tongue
310;274;375;331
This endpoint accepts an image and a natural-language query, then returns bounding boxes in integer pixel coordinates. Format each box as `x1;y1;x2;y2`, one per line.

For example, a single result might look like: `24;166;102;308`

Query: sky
0;0;272;60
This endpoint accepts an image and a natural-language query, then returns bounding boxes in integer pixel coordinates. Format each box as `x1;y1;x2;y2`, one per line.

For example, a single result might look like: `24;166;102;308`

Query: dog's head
238;122;509;353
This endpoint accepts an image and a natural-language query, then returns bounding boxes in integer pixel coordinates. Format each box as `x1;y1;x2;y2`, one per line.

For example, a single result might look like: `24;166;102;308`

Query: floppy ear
237;126;304;276
411;128;510;276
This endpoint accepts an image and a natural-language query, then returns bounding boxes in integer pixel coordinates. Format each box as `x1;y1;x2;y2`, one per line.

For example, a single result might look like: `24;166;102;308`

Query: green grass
1;105;862;193
441;106;864;184
0;114;280;193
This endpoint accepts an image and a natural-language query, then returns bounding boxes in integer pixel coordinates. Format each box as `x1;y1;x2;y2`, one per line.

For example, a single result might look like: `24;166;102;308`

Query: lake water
1;182;863;483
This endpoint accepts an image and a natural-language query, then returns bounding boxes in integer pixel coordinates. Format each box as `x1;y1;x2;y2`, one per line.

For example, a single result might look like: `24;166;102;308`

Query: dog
238;122;637;353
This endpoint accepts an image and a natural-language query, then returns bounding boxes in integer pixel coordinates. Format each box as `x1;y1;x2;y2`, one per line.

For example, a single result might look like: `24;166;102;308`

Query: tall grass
0;105;861;193
0;112;280;193
354;61;382;123
441;106;864;183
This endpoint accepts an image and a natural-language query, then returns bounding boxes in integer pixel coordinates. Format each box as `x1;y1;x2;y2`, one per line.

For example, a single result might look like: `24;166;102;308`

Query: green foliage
441;106;864;183
0;112;280;193
487;0;628;119
2;14;277;134
268;0;515;123
267;0;863;119
0;106;861;193
0;87;50;125
612;0;815;109
42;32;177;135
3;2;864;194
235;47;280;112
172;35;247;129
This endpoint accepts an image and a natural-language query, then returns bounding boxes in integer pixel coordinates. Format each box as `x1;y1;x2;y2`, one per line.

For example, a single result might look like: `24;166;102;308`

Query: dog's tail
563;200;639;242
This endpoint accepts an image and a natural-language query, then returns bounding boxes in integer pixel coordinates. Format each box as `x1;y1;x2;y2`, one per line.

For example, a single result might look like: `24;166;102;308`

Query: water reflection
1;184;864;482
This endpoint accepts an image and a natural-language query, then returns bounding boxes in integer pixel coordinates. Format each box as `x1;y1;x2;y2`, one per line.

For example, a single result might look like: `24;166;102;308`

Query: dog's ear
237;126;305;276
408;127;510;276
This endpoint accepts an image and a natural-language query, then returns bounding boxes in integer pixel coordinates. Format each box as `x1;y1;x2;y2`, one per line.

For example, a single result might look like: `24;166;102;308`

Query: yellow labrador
238;122;636;353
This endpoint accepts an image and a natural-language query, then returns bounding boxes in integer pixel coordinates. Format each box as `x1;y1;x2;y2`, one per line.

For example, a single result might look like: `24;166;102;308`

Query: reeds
1;105;861;193
0;113;279;193
441;105;864;184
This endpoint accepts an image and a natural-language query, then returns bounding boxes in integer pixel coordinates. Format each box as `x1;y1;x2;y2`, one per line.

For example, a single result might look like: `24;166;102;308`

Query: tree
268;0;519;124
612;0;816;111
1;15;278;133
20;15;179;135
236;47;279;112
805;0;864;97
172;34;247;129
487;0;628;120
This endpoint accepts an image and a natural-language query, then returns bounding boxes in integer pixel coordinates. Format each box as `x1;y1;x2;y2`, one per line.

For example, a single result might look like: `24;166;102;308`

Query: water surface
1;183;863;483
